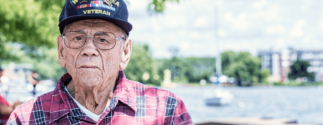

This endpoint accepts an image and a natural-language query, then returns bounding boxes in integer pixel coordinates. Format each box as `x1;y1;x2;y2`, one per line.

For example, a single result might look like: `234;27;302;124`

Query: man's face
57;19;129;88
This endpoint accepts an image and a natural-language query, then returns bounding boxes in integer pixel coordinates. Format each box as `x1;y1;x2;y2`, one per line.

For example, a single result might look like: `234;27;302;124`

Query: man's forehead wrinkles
80;22;100;27
80;21;116;27
67;27;86;32
102;26;113;31
68;23;117;33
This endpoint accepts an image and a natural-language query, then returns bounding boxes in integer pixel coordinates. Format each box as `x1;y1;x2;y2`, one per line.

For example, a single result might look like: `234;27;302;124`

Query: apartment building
258;48;323;82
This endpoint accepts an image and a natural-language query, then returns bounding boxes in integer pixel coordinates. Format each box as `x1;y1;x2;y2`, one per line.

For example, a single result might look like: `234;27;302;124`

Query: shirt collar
49;70;137;123
112;70;137;111
49;73;72;123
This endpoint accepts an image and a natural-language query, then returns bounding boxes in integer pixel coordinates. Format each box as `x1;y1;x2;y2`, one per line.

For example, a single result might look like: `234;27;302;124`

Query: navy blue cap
58;0;132;35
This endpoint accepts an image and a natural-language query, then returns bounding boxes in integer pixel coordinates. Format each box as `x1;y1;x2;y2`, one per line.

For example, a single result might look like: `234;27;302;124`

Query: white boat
204;8;236;106
203;88;234;105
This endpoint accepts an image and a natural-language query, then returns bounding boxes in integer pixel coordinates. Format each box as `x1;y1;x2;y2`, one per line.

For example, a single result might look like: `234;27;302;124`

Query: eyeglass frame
61;31;126;50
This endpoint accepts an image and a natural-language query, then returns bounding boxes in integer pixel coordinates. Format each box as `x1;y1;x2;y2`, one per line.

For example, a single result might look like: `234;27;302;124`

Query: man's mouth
80;65;98;68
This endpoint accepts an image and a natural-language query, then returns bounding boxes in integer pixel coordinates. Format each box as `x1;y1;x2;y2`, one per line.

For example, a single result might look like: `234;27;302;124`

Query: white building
258;48;323;82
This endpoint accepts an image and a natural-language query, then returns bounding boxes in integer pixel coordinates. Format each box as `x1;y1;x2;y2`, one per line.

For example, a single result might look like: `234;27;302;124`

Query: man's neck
66;77;117;115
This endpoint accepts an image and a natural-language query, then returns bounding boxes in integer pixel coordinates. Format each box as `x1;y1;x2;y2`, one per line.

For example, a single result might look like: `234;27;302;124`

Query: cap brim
58;15;132;35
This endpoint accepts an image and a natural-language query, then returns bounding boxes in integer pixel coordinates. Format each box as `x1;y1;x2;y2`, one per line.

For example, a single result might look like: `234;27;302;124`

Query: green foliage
183;57;215;82
124;43;161;85
221;51;236;71
159;57;215;83
0;0;60;48
0;0;65;83
288;59;315;81
222;51;261;86
147;0;180;14
0;0;178;57
272;82;286;86
0;0;180;84
269;81;323;86
0;43;21;63
0;44;66;83
34;0;66;10
260;68;270;83
31;48;66;83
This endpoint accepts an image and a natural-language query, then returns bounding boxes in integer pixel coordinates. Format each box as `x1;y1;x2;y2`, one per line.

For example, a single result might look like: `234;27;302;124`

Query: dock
195;117;315;125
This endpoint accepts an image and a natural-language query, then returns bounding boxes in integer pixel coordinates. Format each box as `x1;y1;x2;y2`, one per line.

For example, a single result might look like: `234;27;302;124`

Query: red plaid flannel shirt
7;71;192;125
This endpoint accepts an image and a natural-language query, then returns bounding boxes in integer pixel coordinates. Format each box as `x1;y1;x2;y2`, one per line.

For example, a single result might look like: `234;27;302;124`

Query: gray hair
118;28;128;51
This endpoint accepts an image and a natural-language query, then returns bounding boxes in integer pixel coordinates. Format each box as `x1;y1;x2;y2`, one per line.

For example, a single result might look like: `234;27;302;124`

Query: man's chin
79;78;101;87
76;76;102;87
75;69;103;87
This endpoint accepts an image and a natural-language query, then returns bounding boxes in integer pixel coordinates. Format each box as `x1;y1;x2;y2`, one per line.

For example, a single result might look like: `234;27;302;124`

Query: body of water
166;86;323;124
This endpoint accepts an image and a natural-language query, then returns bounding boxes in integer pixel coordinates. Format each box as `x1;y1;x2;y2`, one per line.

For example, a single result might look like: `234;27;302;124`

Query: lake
165;86;323;124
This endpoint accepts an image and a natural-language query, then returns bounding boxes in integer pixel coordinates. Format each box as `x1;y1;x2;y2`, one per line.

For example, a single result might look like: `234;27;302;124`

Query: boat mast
215;5;221;76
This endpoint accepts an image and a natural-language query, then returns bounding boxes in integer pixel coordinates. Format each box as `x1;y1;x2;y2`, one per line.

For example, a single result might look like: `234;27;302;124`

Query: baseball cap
58;0;132;35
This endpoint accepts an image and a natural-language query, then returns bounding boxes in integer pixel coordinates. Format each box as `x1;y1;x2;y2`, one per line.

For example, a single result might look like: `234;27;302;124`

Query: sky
127;0;323;58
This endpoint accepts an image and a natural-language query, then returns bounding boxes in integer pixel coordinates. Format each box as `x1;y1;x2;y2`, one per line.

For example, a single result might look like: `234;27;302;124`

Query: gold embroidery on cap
104;0;113;7
72;0;78;4
104;0;119;7
79;0;87;4
83;9;111;16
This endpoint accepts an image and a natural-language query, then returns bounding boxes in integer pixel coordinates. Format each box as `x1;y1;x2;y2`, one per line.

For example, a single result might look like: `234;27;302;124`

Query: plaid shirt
7;71;192;125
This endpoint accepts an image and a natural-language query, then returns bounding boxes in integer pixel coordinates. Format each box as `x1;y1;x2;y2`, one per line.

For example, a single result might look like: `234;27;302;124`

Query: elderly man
7;0;192;124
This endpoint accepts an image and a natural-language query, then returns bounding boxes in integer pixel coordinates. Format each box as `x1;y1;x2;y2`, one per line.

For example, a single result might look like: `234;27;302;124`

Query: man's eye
75;36;82;41
99;39;107;43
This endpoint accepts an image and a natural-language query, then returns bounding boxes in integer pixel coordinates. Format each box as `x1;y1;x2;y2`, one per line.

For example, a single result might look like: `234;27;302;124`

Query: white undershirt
64;86;110;121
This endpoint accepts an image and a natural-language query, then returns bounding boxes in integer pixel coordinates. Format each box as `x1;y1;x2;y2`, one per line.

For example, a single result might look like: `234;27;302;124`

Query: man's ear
119;39;132;70
57;36;66;68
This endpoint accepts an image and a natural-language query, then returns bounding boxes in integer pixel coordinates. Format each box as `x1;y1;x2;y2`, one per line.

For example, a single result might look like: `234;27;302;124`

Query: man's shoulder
12;91;54;115
127;80;182;100
7;89;70;124
126;80;193;124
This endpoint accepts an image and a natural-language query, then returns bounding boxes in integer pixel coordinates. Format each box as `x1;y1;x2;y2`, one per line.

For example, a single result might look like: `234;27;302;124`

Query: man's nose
81;37;99;57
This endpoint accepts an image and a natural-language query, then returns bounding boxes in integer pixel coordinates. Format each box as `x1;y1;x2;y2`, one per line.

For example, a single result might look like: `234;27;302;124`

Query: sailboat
203;75;234;105
203;5;234;105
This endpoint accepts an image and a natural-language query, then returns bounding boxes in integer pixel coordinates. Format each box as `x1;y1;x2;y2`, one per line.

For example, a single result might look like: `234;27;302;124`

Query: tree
288;59;315;81
0;43;20;63
158;46;215;83
0;0;181;83
222;51;261;86
0;0;180;60
260;69;270;83
221;51;236;73
147;0;180;14
157;56;215;83
183;57;215;83
124;43;161;85
32;48;67;83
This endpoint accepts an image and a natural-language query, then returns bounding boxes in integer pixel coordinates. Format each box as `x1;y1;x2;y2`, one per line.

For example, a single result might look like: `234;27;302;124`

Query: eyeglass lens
64;32;116;50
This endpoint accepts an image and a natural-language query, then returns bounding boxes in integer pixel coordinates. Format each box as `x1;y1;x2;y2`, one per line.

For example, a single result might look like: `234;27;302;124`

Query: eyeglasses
62;31;125;50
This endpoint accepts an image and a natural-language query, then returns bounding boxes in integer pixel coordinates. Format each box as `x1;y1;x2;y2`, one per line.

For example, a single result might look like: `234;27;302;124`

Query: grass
146;81;323;87
259;81;323;86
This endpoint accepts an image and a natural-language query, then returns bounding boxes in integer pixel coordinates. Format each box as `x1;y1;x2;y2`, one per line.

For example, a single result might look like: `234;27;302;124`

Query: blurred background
1;0;323;124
